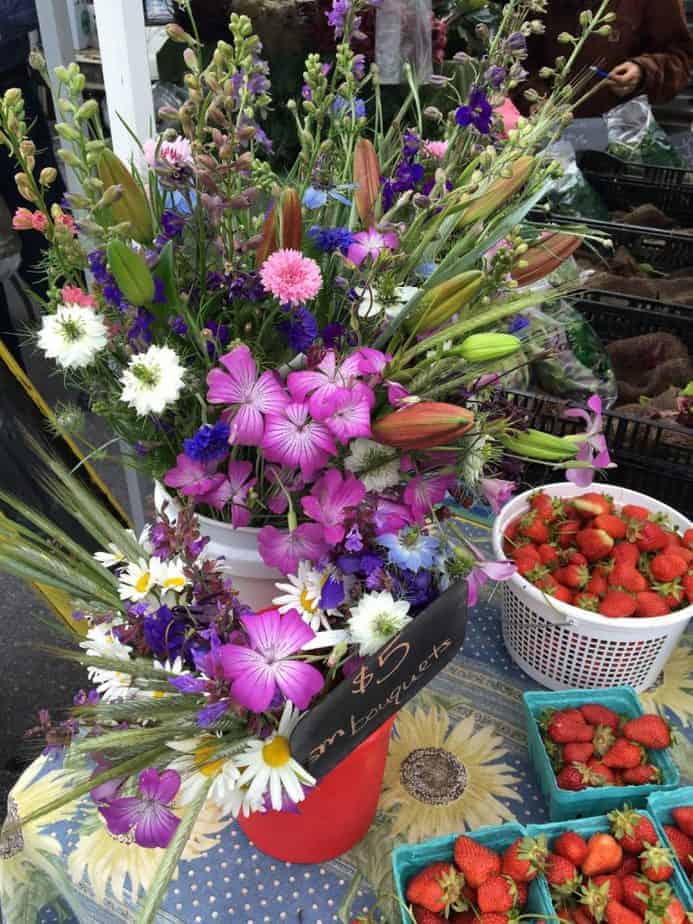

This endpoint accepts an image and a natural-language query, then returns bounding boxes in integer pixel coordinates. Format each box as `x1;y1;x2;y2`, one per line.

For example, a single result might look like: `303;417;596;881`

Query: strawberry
599;591;637;618
671;805;693;837
501;835;548;882
556;764;588;791
635;522;668;553
608;565;648;594
613;856;640;879
477;875;519;913
478;915;509;924
662;531;684;548
651;580;685;609
513;542;540;562
557;519;581;549
592;724;617;757
530;492;559;522
620;875;652;915
555;564;590;590
566;550;589;566
684;528;693;549
580;704;620;730
535;574;560;594
577;529;615;562
684;574;693;604
586;758;616;786
639;844;674;882
593;515;627;540
623;505;649;521
554;831;589;867
605;899;644;924
551;585;574;605
662;896;686;924
406;862;465;914
592;875;624;903
413;908;445;924
572;909;597;924
622;764;661;785
449;912;477;924
574;593;600;612
538;543;560;567
602;738;643;769
586;572;609;597
573;493;613;518
519;511;550;545
634;592;671;618
621;714;671;750
564;742;595;763
650;554;688;582
546;853;580;894
453;836;501;889
608;809;658;855
547;709;595;744
612;543;640;568
516;556;543;578
663;824;693;873
579;877;613;922
583;833;623;877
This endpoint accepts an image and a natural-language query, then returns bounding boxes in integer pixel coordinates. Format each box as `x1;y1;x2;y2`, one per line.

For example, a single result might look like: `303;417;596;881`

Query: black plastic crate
505;390;693;519
570;289;693;351
576;150;693;225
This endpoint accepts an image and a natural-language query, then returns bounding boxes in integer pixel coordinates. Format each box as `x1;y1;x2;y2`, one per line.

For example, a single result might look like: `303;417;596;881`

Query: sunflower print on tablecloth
639;638;692;729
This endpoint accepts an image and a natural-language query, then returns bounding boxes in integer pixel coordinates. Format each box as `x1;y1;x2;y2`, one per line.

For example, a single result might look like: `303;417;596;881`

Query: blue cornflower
183;421;231;463
333;96;366;120
378;529;440;571
279;306;318;352
308;225;355;254
508;314;530;334
456;87;494;134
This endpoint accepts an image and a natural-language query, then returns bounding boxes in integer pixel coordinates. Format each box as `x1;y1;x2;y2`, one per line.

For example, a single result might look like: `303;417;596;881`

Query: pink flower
220;609;324;712
55;213;76;235
31;211;49;232
196;460;256;524
565;394;612;488
467;558;516;607
143;135;193;168
387;381;410;406
374;498;414;535
207;345;288;446
264;466;305;515
340;347;391;378
258;523;327;574
301;470;366;544
259;249;323;305
347;228;399;267
481;477;515;515
404;473;457;523
321;384;373;443
424;140;449;160
12;208;34;230
288;347;389;419
163;454;225;497
262;402;336;480
61;285;96;308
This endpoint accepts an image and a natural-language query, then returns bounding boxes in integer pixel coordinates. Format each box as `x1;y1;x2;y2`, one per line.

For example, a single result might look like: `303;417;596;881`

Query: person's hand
608;61;643;96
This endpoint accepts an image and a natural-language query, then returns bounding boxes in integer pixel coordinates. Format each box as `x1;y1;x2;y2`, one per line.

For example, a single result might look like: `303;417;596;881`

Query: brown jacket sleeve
632;0;693;104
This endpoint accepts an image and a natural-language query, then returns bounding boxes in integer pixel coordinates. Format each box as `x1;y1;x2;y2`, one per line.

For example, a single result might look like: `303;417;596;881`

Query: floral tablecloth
1;520;691;924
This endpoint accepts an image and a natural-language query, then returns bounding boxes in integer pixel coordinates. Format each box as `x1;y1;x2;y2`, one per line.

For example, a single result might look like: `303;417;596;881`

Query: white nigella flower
150;557;189;596
347;590;412;656
120;344;184;416
81;623;135;702
273;562;327;631
37;303;108;369
359;285;419;320
236;703;316;813
344;438;401;493
118;558;156;602
167;737;245;813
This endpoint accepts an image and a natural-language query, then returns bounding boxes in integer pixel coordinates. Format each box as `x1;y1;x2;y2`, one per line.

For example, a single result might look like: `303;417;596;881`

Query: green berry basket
648;787;693;909
391;822;552;924
524;687;680;821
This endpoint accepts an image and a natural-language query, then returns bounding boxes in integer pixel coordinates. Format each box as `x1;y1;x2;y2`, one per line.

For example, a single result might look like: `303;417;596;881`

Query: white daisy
37;303;108;369
236;703;316;812
344;438;401;492
273;561;327;630
167;737;244;814
117;558;155;602
144;656;187;700
150;557;189;596
347;590;412;656
120;344;185;416
80;623;135;702
94;543;128;569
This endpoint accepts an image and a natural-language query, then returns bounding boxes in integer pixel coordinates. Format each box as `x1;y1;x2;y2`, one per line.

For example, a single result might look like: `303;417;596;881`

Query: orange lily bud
372;402;475;450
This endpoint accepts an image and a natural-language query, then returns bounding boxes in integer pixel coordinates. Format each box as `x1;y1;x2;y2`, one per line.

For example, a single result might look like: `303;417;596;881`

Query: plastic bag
376;0;433;85
545;141;610;220
605;96;684;168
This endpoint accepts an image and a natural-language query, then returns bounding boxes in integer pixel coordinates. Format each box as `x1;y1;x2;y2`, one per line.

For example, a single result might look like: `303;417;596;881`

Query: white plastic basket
491;483;693;692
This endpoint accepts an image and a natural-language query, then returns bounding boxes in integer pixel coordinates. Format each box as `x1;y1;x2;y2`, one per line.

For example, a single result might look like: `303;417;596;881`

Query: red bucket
237;715;396;863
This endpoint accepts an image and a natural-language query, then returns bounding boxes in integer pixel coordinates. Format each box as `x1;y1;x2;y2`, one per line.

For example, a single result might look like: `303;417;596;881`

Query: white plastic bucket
154;483;282;612
491;483;692;692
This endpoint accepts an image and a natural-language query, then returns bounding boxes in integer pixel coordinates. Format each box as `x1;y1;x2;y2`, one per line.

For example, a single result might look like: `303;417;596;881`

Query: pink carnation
260;249;322;305
61;285;96;308
12;208;34;230
424;140;449;160
143;136;193;168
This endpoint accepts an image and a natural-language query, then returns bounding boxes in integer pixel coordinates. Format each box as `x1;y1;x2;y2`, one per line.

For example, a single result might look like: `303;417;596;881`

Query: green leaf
154;240;181;314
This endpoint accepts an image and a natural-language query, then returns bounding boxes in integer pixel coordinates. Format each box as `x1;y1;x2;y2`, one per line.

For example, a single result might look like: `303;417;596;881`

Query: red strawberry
557;520;581;549
519;511;550;545
564;742;595;762
546;853;580;895
538;543;560;567
684;528;693;549
555;564;590;590
684;574;693;604
577;529;615;562
634;592;671;618
535;574;560;594
572;909;597;924
477;875;519;913
662;531;684;548
516;556;544;578
573;493;613;518
613;856;640;879
478;915;509;924
622;714;671;750
662;896;686;924
602;738;643;769
586;572;609;597
513;542;540;562
586;758;616;785
554;832;589;867
580;877;614;922
574;592;600;612
413;908;445;924
556;764;587;791
652;580;685;609
551;585;574;605
623;505;649;521
449;912;477;924
671;805;693;837
605;899;643;924
592;875;624;903
547;709;595;744
501;836;548;882
566;550;589;566
608;809;658;854
453;836;501;889
530;492;558;522
580;704;620;730
635;522;668;553
663;824;693;873
406;862;465;914
622;764;661;785
594;515;627;540
620;874;650;914
639;844;674;882
608;565;648;594
599;591;637;618
612;543;640;568
592;724;617;757
650;554;688;582
582;833;623;877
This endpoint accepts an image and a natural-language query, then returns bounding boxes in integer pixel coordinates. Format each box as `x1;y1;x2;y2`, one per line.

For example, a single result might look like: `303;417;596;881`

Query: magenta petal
219;344;258;392
196;477;233;511
566;465;594;488
254;370;290;413
309;386;350;422
346;241;368;266
587;394;602;415
231;659;277;712
100;797;142;836
466;569;484;607
326;392;373;443
241;610;280;654
481;560;517;581
230;503;252;527
227;459;253;490
138;768;163;800
134;803;180;848
230;404;265;446
275;609;316;654
149;769;180;804
273;660;324;710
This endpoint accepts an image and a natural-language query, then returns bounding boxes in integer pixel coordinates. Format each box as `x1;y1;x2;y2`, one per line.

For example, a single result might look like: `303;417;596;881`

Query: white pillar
92;0;155;163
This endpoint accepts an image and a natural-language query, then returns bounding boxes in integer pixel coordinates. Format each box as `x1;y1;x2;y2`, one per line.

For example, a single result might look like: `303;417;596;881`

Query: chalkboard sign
291;580;468;779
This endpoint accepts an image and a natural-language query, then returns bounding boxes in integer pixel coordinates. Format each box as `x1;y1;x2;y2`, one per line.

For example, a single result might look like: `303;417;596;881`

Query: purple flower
301;469;366;544
565;395;612;488
98;768;181;848
258;524;328;574
326;0;352;37
485;65;507;88
333;96;366;120
161;210;185;239
164;454;225;498
404;473;457;523
197;459;256;524
279;306;319;352
344;524;363;552
321;323;346;348
319;384;374;443
456;88;494;134
220;609;324;712
144;605;187;661
507;314;529;334
504;32;527;55
87;250;111;285
183;422;231;463
347;228;399;267
481;477;516;515
127;308;154;345
170;315;188;336
467;558;517;607
262;402;336;480
336;550;384;576
320;575;345;610
352;54;366;79
308;225;355;255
